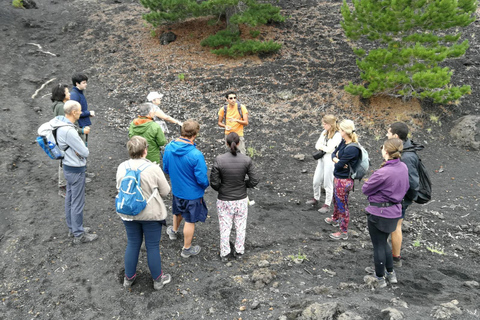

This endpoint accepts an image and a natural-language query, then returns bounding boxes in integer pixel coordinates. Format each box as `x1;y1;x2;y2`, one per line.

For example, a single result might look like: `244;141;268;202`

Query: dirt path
1;0;479;319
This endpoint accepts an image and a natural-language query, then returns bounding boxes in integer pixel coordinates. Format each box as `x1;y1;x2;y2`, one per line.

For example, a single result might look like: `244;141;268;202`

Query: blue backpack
345;142;370;180
116;161;154;216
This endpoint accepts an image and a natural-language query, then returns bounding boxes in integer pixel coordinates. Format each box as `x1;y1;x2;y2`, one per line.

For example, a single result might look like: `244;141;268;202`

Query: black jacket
210;152;259;201
401;139;423;205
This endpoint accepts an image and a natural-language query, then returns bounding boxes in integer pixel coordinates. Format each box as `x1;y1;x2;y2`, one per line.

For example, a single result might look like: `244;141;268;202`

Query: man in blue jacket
163;120;209;258
70;73;95;145
387;122;421;267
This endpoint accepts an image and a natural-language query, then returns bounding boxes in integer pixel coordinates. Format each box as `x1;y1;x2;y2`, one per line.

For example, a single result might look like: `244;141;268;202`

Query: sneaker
330;231;348;240
393;256;402;267
181;245;201;258
73;232;98;244
85;177;92;183
153;273;171;290
234;252;244;260
386;270;398;284
305;198;318;205
86;172;96;178
166;226;178;240
221;255;230;263
58;186;66;198
318;204;330;213
324;217;339;227
376;275;387;288
123;274;136;288
68;227;91;238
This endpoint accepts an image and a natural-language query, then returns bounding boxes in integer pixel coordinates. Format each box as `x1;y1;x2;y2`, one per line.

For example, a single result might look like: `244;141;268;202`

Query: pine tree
341;0;477;103
140;0;285;56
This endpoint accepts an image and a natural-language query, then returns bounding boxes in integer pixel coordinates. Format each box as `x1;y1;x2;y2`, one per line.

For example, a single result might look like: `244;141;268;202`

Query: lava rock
159;32;177;45
450;115;480;150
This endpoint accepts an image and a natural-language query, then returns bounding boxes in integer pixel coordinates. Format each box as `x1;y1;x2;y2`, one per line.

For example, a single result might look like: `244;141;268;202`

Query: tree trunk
225;6;239;34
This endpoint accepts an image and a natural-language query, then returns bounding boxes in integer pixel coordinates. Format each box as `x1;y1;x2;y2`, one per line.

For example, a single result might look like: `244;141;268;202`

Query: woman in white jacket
306;115;342;213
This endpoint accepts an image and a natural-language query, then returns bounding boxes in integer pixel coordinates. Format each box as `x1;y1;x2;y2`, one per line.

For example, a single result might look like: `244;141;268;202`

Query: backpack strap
52;128;70;152
223;101;243;122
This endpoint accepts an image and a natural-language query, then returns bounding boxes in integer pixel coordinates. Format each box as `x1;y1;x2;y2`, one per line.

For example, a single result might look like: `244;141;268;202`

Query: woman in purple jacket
362;138;409;287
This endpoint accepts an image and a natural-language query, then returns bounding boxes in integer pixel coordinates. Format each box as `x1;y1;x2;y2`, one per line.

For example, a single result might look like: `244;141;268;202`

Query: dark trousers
368;218;394;277
123;220;164;280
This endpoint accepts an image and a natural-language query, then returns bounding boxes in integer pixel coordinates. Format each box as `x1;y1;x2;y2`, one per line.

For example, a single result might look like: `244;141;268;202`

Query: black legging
368;219;394;277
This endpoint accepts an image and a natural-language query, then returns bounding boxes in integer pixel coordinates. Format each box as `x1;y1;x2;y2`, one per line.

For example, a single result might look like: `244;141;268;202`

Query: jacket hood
403;139;424;152
131;118;154;134
167;139;196;156
49;116;74;129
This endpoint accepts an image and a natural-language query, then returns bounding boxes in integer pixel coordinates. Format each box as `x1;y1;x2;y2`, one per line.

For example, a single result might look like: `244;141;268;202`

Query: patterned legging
332;177;354;232
217;198;249;257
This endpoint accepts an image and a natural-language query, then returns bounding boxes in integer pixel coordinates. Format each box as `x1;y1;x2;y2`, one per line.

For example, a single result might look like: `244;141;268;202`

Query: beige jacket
116;159;171;221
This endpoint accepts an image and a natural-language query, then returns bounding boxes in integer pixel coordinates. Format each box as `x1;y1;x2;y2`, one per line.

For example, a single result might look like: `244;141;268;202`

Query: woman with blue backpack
325;119;360;240
116;136;172;290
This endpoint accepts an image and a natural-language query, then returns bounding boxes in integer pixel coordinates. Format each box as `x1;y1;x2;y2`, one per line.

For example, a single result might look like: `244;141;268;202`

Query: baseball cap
147;91;164;101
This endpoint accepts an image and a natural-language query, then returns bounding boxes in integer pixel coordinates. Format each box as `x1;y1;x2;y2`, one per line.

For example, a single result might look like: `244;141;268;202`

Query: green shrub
211;39;282;57
200;30;240;48
12;0;23;8
250;30;260;38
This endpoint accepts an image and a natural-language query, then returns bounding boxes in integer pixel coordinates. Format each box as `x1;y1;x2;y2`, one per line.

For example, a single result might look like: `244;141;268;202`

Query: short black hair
51;83;69;102
72;73;88;87
389;122;409;141
225;91;237;99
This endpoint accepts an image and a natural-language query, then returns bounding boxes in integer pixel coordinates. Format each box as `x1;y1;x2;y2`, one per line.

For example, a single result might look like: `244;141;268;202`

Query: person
116;136;172;290
306;115;342;213
51;84;91;197
217;91;249;154
387;122;422;267
146;91;183;134
325;119;360;240
54;100;97;244
210;132;259;261
163;120;209;258
362;138;409;287
70;73;95;146
129;103;167;164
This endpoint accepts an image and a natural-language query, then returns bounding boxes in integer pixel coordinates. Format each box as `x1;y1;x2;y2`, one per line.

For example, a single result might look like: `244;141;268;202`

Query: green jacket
128;117;166;164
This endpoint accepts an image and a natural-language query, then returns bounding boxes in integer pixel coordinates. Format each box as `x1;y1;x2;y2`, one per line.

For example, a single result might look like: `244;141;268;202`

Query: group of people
117;91;256;290
307;115;423;287
48;76;424;290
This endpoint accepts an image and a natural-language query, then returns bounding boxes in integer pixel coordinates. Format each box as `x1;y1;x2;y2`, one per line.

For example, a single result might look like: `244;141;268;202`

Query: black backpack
403;146;432;204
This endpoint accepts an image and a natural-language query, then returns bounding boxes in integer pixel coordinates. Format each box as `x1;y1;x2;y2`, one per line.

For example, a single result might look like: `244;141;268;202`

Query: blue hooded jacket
70;87;92;127
163;138;209;200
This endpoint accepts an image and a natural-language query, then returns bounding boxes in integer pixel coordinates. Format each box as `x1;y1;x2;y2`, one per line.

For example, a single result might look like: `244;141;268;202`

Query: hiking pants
64;170;86;237
217;198;248;257
368;218;394;277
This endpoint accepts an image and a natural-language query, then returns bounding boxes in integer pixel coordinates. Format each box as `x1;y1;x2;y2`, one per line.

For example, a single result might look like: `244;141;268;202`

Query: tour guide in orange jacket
218;91;249;154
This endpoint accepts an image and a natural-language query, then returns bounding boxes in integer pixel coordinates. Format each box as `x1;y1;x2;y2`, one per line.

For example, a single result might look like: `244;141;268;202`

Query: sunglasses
228;97;236;100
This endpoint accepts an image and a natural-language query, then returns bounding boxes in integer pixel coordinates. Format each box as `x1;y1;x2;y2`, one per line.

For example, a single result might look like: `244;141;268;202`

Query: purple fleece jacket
362;159;409;218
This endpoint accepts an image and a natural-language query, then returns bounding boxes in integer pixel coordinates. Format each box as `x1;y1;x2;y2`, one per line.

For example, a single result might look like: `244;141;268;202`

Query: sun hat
147;91;164;101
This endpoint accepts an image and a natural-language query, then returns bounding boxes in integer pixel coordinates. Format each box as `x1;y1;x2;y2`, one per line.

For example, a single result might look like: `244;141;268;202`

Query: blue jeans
64;170;86;237
123;220;164;280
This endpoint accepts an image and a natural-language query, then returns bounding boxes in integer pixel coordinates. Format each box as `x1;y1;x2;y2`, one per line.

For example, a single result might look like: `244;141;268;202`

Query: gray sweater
52;116;89;168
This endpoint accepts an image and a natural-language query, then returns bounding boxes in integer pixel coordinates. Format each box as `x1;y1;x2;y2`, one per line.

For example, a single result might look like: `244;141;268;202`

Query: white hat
147;91;164;101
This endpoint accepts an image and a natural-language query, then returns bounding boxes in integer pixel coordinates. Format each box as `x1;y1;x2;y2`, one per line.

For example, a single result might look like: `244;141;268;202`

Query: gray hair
127;136;148;159
64;100;81;115
138;103;155;117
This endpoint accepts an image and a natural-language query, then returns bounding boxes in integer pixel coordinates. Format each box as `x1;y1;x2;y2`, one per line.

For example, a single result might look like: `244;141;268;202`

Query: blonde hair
322;114;339;140
339;119;358;143
383;138;403;160
127;136;148;159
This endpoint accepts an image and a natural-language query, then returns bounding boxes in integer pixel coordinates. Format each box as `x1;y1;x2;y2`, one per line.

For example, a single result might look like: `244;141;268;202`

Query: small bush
250;30;261;38
200;30;240;47
211;40;281;57
12;0;23;8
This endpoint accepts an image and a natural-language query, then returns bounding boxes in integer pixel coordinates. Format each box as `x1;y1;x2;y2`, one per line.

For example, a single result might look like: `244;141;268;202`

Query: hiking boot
324;217;339;227
305;198;318;205
181;245;201;258
58;186;66;198
386;270;398;284
123;274;136;288
330;231;348;240
73;232;98;244
166;226;178;240
68;227;91;238
393;256;402;267
153;273;171;290
318;204;330;214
